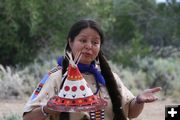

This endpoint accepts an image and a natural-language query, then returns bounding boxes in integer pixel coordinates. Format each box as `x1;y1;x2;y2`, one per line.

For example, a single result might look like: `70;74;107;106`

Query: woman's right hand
43;105;60;115
23;105;60;120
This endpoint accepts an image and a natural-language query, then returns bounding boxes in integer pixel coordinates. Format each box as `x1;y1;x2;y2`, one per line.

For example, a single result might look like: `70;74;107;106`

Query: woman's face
69;28;101;64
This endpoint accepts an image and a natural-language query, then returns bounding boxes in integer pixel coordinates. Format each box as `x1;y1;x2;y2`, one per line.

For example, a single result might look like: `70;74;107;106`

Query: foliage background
0;0;180;119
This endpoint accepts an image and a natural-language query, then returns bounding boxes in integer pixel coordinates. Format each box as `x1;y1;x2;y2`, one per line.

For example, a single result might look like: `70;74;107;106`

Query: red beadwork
80;85;85;91
64;86;70;91
47;95;108;112
72;86;77;92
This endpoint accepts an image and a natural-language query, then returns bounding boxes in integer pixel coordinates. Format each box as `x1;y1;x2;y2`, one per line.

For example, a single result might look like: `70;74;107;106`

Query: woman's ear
68;38;72;49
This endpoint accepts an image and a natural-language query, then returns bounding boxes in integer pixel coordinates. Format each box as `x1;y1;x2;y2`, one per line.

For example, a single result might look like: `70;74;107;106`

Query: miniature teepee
47;52;107;112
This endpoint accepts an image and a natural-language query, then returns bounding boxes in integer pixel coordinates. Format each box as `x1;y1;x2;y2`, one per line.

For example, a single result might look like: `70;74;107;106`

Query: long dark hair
60;19;126;120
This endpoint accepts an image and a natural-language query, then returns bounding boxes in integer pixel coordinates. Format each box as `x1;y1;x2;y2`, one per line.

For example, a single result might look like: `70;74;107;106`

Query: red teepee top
67;64;83;81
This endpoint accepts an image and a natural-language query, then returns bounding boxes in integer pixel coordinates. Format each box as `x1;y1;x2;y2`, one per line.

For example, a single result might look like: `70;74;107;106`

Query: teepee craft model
47;52;107;112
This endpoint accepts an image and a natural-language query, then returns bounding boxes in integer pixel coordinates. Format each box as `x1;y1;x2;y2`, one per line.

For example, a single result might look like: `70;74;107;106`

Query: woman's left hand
135;87;162;104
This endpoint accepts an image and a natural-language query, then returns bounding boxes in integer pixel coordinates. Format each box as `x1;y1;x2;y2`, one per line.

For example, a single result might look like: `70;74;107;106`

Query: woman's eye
92;41;99;45
79;39;86;43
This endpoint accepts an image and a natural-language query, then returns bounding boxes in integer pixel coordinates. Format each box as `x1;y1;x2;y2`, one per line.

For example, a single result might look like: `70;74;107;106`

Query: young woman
23;19;161;120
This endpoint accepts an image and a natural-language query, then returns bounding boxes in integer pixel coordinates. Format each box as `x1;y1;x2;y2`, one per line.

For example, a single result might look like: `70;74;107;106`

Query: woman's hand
43;105;59;115
23;105;59;120
136;87;162;104
128;87;161;118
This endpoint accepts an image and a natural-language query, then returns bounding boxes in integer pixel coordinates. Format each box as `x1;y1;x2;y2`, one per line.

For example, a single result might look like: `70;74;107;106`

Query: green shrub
135;57;180;97
0;50;59;99
109;61;146;95
110;55;180;98
112;32;151;67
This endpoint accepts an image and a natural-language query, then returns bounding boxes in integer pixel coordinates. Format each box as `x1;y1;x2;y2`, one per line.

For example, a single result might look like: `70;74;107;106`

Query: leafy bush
0;0;42;66
112;32;151;67
0;0;113;66
0;0;77;66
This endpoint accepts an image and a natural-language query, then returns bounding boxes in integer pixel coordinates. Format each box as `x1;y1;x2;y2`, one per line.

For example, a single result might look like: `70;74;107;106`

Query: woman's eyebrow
78;34;100;40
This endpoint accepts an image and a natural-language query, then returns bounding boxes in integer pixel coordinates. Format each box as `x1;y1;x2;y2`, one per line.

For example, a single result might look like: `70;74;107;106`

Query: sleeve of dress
23;66;62;113
113;72;135;117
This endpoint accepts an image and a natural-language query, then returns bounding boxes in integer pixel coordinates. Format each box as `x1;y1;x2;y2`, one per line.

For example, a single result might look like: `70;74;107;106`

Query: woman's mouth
82;52;92;56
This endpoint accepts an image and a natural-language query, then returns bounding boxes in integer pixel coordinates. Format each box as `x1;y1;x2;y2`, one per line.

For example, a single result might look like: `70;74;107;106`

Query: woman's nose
84;42;92;49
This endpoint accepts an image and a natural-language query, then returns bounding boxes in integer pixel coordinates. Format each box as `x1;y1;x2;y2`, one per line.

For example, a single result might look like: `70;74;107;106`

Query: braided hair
98;50;126;120
60;19;127;120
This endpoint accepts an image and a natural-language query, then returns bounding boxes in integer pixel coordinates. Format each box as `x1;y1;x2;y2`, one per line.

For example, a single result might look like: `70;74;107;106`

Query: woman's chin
79;59;92;64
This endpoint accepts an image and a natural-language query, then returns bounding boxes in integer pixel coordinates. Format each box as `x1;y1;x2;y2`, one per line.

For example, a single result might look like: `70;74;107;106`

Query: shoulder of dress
112;72;119;78
48;65;62;75
112;72;124;86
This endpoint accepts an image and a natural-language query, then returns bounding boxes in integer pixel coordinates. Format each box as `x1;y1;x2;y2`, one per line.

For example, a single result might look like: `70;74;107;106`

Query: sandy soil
0;99;25;118
0;98;178;120
134;98;179;120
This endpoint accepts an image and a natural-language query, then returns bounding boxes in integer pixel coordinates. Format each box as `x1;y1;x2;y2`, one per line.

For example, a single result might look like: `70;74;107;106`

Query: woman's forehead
77;28;100;38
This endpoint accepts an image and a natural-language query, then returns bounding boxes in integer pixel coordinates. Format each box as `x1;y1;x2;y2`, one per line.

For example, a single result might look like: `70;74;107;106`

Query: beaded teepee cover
47;52;107;112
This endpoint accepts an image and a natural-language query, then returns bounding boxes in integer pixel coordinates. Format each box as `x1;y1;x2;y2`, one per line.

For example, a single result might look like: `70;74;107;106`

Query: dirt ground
0;98;178;120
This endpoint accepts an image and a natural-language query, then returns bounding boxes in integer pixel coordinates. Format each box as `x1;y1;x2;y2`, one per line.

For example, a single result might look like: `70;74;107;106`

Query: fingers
136;94;158;104
145;96;158;103
150;87;162;93
136;87;161;104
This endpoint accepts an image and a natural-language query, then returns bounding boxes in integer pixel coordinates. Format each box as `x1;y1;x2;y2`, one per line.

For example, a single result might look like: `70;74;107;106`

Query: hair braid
98;50;127;120
59;57;70;120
